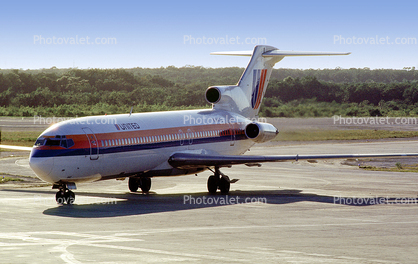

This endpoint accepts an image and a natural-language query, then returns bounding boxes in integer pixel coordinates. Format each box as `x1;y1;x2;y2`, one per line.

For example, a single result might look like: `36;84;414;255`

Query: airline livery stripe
255;69;267;109
251;69;260;109
31;133;248;158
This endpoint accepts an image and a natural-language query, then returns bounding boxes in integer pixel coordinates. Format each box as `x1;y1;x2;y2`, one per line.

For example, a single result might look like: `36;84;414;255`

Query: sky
0;0;417;70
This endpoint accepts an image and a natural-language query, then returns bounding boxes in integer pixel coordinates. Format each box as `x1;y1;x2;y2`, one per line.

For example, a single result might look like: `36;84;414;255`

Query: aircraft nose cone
29;154;55;183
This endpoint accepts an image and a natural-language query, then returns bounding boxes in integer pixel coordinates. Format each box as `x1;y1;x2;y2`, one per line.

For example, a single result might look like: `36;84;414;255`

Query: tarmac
1;138;418;263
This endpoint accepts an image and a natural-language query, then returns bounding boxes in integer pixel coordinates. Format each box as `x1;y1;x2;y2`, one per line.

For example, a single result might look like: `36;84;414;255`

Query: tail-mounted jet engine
245;122;278;143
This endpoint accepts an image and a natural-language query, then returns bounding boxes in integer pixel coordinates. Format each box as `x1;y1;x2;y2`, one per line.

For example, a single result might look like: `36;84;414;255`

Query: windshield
35;136;74;148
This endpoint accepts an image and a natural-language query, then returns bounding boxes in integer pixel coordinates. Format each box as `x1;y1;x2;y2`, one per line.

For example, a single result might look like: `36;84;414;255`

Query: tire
219;177;230;194
140;177;151;193
128;177;139;192
65;191;75;205
207;175;218;194
56;191;65;204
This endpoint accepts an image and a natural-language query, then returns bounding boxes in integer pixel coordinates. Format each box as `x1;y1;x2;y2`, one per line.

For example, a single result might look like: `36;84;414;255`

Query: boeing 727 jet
2;45;417;204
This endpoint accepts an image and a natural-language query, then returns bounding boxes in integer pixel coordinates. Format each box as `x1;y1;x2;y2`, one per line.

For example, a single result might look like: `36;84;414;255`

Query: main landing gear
207;167;238;194
54;183;76;205
128;177;152;193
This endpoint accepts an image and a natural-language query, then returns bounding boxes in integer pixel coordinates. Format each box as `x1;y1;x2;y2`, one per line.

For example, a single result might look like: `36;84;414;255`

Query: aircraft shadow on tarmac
3;188;399;218
5;188;398;218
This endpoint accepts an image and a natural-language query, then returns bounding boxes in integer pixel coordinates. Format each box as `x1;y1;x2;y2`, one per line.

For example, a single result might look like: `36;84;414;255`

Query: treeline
2;66;417;84
0;67;417;117
261;76;418;117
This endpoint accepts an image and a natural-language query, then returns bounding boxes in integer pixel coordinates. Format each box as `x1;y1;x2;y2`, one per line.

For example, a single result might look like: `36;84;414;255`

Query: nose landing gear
53;182;76;205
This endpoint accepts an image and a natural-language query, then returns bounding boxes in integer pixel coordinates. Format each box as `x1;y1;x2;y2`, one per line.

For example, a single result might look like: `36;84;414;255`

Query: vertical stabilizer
209;45;350;118
236;45;284;118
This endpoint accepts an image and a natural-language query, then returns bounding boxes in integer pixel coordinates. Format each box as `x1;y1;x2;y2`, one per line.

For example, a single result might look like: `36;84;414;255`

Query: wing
0;144;33;151
168;152;418;169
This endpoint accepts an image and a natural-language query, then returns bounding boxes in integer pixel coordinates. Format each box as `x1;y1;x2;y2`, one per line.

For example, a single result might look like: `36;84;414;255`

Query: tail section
209;45;350;118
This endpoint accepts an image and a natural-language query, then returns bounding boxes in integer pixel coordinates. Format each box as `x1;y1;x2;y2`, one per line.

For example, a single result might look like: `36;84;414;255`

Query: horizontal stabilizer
211;50;351;57
262;50;351;57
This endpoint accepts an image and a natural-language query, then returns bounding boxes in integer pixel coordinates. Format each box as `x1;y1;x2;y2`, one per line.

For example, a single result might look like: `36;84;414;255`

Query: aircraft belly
98;149;164;177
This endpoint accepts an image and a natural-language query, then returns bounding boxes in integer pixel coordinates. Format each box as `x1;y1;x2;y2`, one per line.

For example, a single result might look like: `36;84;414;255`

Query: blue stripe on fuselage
30;134;247;158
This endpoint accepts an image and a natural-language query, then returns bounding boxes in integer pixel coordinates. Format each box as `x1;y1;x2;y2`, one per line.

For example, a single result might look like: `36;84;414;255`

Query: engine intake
245;122;278;143
205;87;221;104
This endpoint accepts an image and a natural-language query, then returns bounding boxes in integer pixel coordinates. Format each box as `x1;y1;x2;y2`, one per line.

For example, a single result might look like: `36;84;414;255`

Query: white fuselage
29;109;256;184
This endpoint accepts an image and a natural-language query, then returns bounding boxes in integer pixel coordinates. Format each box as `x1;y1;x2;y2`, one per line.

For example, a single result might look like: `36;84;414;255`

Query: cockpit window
34;138;45;147
60;139;74;148
45;138;61;146
37;136;74;149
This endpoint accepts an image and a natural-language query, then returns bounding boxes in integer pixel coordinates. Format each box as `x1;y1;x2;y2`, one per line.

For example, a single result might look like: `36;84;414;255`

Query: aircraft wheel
65;190;75;205
128;177;139;192
207;175;219;194
56;191;65;204
140;177;151;193
219;177;230;194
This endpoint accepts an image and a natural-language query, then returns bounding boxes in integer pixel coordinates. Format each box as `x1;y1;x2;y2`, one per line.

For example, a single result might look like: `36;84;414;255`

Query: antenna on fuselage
129;106;133;116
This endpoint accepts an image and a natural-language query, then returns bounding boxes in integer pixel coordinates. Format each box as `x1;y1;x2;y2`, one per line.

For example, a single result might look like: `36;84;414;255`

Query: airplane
2;45;418;205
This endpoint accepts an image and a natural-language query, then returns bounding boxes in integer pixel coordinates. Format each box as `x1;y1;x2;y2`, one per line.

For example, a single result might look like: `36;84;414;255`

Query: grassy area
0;131;40;147
274;129;418;142
0;175;24;183
360;163;418;173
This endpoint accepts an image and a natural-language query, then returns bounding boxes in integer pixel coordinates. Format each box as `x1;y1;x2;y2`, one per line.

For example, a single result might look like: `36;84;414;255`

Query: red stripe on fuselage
35;123;244;151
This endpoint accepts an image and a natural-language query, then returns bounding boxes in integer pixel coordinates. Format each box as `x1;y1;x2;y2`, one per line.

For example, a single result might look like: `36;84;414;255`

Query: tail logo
251;69;267;109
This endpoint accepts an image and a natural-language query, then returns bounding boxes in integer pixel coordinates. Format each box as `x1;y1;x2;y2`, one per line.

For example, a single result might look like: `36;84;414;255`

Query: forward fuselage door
82;127;99;160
